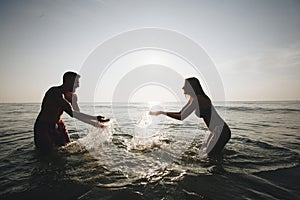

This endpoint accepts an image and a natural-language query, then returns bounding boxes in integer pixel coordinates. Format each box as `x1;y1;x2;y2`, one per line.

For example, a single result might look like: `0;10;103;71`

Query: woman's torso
194;96;226;131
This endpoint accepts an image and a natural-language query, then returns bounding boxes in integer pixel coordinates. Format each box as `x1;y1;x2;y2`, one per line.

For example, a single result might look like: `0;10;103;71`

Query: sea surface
0;101;299;199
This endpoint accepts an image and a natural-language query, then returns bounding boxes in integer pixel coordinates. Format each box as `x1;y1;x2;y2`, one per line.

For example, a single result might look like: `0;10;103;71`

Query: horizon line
0;99;299;104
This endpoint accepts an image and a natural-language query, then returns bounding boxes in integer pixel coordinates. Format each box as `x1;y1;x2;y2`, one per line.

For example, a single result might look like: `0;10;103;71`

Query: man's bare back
34;71;109;153
37;86;73;123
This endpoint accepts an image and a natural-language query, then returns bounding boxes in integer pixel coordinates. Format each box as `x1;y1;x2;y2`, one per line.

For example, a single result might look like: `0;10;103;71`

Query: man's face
66;77;80;92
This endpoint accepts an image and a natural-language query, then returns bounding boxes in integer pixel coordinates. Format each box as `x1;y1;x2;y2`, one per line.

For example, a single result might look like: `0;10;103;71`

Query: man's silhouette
34;71;109;153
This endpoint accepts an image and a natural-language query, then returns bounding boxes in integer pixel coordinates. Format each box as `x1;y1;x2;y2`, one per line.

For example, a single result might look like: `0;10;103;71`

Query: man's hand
97;115;110;123
92;121;107;128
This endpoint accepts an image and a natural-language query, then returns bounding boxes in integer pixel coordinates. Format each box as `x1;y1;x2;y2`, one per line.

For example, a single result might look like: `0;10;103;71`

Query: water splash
78;121;114;151
130;112;164;151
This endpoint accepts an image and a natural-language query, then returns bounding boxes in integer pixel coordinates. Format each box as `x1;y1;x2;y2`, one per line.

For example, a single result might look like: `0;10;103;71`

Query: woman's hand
149;111;165;116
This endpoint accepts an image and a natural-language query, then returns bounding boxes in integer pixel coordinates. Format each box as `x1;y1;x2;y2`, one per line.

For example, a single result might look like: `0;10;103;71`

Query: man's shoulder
46;86;62;96
64;92;78;103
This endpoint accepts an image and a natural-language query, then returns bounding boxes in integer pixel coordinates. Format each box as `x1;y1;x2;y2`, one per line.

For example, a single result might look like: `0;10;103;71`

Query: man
34;71;109;152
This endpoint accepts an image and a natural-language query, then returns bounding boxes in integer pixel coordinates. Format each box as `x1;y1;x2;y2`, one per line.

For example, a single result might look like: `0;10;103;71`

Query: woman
149;77;231;156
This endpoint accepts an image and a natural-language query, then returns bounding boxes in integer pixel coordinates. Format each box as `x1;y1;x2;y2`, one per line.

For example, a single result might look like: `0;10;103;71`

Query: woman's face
182;81;188;95
182;80;197;98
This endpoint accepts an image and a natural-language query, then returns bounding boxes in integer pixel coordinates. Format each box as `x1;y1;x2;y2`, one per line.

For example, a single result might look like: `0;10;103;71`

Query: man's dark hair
63;71;80;83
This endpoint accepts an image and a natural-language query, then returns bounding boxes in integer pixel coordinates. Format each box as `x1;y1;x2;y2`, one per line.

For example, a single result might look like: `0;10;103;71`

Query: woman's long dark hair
184;77;208;98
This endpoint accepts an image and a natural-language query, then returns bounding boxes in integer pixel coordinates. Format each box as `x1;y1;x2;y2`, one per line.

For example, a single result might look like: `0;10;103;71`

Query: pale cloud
255;46;300;75
222;44;300;75
218;44;300;100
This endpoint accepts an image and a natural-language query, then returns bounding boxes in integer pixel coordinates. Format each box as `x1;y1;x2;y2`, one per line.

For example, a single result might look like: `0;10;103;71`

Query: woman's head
182;77;207;97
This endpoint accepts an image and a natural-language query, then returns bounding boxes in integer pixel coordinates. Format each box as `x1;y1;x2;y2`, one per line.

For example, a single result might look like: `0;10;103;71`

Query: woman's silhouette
150;77;231;156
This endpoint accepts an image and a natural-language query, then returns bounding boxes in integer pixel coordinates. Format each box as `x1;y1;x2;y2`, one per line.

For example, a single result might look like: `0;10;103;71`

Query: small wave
226;106;300;114
0;131;33;144
225;136;300;174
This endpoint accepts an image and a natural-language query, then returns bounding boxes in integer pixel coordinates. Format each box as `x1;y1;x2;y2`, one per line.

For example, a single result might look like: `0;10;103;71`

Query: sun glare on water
148;101;161;108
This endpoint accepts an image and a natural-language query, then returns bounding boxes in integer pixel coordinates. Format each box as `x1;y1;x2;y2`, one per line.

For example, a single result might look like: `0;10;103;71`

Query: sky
0;0;299;103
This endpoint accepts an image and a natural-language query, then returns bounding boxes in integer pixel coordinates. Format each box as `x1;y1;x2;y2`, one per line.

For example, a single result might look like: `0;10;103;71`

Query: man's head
63;71;80;92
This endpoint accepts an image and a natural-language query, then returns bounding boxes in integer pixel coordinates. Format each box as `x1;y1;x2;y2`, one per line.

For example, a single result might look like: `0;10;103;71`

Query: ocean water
0;101;299;199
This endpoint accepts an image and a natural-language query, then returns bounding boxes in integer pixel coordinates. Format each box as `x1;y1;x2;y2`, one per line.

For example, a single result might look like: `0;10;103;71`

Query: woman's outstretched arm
150;99;197;121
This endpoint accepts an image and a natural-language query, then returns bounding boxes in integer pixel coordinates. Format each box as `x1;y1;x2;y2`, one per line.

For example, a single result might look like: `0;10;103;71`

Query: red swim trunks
34;119;70;152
